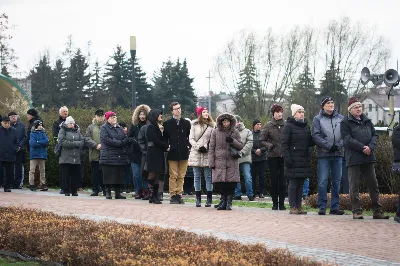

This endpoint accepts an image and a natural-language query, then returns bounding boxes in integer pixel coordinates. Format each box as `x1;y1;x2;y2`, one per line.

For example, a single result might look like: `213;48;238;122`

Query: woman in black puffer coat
100;111;131;200
282;104;314;215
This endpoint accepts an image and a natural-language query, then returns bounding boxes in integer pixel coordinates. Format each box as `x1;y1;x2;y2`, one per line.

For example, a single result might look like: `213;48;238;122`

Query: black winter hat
95;109;104;116
320;96;334;108
27;108;38;117
2;116;10;122
8;111;17;116
33;120;43;129
252;119;261;128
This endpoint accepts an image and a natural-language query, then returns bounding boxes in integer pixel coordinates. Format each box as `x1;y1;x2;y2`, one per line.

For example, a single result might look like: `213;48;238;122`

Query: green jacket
86;120;103;162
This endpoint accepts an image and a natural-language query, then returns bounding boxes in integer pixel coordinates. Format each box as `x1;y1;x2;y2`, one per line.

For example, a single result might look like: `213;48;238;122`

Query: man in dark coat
251;119;268;198
341;97;388;220
0;116;18;192
8;111;27;189
52;106;69;193
163;102;191;204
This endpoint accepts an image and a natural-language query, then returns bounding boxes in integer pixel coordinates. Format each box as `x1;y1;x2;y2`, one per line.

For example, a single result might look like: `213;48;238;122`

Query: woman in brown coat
208;113;243;210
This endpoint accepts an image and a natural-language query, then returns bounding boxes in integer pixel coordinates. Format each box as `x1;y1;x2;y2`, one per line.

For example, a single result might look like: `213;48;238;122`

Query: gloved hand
226;136;234;143
330;144;339;152
198;146;208;153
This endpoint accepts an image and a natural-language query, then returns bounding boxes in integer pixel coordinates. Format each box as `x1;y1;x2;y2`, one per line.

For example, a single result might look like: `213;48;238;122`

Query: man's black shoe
318;209;326;215
234;196;242;200
170;195;179;204
329;209;344;215
4;189;11;192
177;195;185;204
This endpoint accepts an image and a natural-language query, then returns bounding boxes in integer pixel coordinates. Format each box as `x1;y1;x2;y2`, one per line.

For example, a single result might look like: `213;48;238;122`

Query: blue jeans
131;162;147;193
235;163;254;197
317;157;342;210
124;164;131;185
193;167;212;192
303;178;309;197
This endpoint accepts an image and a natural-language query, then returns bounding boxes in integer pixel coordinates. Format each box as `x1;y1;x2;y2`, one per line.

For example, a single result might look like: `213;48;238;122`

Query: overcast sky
2;0;400;97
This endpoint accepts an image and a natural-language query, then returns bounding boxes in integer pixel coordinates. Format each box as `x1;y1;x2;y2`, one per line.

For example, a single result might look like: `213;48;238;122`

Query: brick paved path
1;189;399;266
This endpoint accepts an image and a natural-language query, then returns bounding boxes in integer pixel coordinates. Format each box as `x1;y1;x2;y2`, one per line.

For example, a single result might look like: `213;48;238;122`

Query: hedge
0;206;334;266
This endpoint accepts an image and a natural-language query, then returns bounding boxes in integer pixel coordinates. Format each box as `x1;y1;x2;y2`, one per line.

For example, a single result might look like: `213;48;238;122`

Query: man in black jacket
0;116;18;192
164;102;191;204
52;106;69;194
8;112;27;189
341;97;389;220
251;119;268;198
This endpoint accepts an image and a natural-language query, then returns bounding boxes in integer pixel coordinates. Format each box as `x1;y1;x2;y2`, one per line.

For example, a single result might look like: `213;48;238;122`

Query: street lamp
130;36;136;109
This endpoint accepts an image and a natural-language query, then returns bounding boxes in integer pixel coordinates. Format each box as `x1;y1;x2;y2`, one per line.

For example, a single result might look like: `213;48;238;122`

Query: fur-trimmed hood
132;104;151;125
216;113;236;131
191;119;216;128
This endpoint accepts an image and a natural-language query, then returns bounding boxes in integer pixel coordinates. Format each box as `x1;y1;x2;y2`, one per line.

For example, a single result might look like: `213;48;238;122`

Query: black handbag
196;125;209;153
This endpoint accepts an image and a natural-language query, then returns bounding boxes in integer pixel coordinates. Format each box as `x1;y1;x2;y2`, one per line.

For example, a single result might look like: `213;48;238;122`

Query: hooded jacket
128;104;151;164
312;109;344;158
236;122;253;165
208;113;243;183
29;127;49;160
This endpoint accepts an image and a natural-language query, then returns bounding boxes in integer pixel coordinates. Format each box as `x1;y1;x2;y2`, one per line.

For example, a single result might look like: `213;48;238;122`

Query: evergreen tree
64;48;90;106
235;55;260;118
152;58;197;114
103;45;131;107
88;60;104;106
50;59;66;107
30;55;53;107
291;64;318;121
319;59;346;113
131;57;153;107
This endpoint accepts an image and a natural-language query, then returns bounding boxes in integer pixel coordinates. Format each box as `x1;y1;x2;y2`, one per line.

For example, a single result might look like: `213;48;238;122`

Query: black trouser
268;157;286;206
348;163;382;213
288;179;305;209
60;164;80;194
91;161;104;193
13;151;25;187
341;157;349;194
0;161;14;190
251;160;267;195
397;193;400;217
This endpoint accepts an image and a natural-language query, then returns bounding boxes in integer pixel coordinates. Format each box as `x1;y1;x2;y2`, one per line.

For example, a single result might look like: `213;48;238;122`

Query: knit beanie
27;108;38;117
105;111;116;120
252;119;261;128
347;97;361;112
65;116;75;125
291;104;304;116
234;115;242;123
33;120;43;129
196;106;207;117
320;96;334;108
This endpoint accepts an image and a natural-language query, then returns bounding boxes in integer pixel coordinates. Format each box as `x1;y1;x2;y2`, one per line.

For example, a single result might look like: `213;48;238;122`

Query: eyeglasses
173;107;181;111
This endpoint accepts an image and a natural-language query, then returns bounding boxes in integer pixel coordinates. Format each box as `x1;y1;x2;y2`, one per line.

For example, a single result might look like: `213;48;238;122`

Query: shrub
0;207;335;266
304;193;398;213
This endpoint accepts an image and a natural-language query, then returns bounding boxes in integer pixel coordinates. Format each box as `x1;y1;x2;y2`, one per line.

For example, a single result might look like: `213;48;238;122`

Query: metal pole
206;70;213;113
130;36;136;109
389;86;394;137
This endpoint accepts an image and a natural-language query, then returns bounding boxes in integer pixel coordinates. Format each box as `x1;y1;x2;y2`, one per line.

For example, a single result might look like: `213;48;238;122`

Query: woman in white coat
188;107;215;207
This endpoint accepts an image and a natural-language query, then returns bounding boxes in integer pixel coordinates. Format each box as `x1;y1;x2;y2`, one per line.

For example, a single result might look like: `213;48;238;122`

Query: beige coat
208;113;243;183
236;123;253;165
188;119;216;167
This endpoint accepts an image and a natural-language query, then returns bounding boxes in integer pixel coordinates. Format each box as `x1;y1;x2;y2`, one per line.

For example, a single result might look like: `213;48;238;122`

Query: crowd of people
0;97;399;222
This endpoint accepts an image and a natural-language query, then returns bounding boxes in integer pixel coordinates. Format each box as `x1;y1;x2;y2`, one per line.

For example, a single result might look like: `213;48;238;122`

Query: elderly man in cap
86;109;106;196
312;96;345;215
0;116;18;192
8;111;27;189
341;97;389;220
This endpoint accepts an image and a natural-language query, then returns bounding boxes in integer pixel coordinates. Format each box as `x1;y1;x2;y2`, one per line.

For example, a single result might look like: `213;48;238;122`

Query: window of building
369;104;372;112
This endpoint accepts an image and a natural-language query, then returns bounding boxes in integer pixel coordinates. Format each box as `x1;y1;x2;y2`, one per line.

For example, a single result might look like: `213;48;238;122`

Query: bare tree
321;16;391;98
0;13;18;75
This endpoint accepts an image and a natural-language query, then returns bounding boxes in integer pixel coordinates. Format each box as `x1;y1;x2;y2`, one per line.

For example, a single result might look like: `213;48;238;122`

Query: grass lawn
0;256;40;266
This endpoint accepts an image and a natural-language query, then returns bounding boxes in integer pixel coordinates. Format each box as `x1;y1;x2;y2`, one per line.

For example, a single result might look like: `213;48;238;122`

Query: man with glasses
312;97;344;215
164;102;191;204
8;112;27;189
341;97;389;220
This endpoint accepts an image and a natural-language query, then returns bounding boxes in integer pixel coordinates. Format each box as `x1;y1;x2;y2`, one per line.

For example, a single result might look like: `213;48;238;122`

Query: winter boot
115;186;126;199
105;186;112;199
142;188;150;200
135;188;143;199
205;191;212;207
226;193;233;211
289;208;299;214
152;184;162;204
195;191;202;207
217;193;227;210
